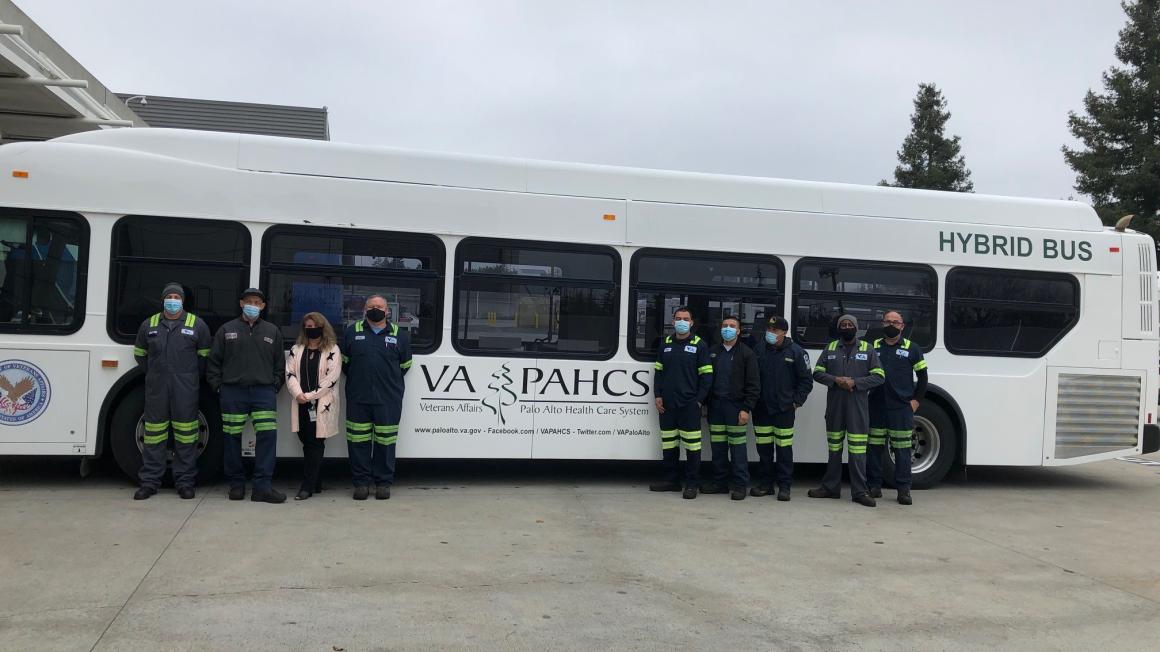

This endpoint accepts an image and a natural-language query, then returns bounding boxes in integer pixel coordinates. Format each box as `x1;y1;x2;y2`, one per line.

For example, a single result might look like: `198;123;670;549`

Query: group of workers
131;284;410;503
651;308;927;507
128;284;926;509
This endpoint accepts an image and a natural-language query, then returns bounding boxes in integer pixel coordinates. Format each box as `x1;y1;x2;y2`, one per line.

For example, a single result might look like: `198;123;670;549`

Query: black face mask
838;328;857;342
366;308;387;323
882;325;901;338
304;326;324;339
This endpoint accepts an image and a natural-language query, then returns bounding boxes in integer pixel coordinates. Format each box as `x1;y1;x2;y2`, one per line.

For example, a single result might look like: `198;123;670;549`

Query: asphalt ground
2;454;1159;651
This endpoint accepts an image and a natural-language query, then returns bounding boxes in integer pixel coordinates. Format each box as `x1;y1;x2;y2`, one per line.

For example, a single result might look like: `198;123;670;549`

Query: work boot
228;486;245;501
177;486;195;500
375;485;391;500
648;482;681;492
897;491;913;506
869;486;883;499
700;482;728;494
294;490;312;501
807;486;841;499
749;485;772;497
353;485;370;500
682;486;698;499
730;489;746;501
853;493;877;507
251;488;287;504
777;487;791;502
133;486;156;501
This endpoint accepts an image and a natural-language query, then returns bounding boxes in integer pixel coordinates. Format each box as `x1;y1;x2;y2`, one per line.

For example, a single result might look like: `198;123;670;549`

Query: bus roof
53;128;1102;232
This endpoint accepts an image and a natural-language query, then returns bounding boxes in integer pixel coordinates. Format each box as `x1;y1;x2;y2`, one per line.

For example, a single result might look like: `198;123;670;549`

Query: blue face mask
242;305;261;320
720;326;737;341
765;331;779;345
673;319;691;335
163;298;182;314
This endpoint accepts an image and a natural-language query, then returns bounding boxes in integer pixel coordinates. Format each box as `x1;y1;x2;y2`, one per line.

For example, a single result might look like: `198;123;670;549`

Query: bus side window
792;258;937;350
945;267;1079;357
628;249;784;361
0;209;89;333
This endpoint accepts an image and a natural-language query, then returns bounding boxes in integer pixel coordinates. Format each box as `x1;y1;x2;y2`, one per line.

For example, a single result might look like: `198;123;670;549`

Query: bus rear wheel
881;400;958;490
109;385;223;484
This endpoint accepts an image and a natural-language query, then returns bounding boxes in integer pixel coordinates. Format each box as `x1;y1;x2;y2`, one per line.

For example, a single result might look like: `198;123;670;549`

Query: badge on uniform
385;336;398;345
684;345;697;353
803;352;810;365
263;336;274;344
784;357;793;363
663;347;672;353
355;335;366;341
307;405;318;422
147;330;159;338
181;328;195;336
896;349;910;358
855;353;868;361
225;332;238;340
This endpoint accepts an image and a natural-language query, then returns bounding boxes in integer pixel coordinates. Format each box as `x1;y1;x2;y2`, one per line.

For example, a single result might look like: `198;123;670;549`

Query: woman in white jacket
285;312;342;500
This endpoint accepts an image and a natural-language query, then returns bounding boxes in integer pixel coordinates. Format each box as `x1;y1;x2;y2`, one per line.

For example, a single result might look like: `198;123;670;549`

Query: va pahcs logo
0;359;51;425
420;363;651;425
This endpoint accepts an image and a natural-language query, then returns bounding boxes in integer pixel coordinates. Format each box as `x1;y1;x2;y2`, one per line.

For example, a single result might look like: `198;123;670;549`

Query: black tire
109;385;146;484
108;383;224;485
882;399;958;490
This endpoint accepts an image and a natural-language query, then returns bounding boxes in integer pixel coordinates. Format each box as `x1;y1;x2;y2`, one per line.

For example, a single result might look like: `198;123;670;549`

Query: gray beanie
837;314;858;328
162;283;184;299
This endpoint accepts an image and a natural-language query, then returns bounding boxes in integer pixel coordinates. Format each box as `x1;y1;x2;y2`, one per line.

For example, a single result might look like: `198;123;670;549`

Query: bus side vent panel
1055;374;1141;459
1140;243;1155;333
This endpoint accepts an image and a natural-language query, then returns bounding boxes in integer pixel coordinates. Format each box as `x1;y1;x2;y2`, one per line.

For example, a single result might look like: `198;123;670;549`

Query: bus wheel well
95;368;144;458
921;384;966;468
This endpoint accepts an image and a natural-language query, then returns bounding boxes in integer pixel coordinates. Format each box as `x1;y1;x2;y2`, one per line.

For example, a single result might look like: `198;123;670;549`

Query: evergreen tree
1063;0;1160;236
881;83;974;192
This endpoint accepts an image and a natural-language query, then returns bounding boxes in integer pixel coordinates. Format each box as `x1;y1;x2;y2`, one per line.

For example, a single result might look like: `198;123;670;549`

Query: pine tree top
881;83;974;193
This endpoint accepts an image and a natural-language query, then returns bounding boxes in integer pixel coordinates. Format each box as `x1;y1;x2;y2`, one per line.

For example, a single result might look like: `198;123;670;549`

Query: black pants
296;404;325;493
753;405;795;490
707;397;749;489
658;401;702;487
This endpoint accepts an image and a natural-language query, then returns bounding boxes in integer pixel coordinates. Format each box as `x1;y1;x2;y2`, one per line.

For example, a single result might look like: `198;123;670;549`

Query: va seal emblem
0;360;50;425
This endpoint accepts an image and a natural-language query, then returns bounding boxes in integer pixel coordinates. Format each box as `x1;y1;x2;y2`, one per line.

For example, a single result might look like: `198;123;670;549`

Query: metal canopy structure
0;0;144;143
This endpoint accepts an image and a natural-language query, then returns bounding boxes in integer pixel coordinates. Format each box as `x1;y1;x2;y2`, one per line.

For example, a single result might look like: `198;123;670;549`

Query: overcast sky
16;0;1131;201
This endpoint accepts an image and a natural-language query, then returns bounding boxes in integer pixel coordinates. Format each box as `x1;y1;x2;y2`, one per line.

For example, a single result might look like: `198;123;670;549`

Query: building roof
0;0;144;143
115;94;328;140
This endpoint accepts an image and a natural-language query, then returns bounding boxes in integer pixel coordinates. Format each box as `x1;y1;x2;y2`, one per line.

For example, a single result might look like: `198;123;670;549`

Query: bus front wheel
881;400;958;490
109;385;224;484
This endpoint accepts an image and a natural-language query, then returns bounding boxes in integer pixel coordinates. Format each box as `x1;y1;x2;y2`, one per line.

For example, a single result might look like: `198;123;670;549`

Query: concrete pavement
1;456;1159;651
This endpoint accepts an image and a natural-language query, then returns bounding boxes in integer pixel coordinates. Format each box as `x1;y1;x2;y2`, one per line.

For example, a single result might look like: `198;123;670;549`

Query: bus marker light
603;214;616;221
1109;246;1120;253
1148;412;1153;424
11;170;28;178
101;359;118;368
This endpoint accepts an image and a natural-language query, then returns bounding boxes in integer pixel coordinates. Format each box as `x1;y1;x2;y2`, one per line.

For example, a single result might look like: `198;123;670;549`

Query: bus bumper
1144;425;1160;455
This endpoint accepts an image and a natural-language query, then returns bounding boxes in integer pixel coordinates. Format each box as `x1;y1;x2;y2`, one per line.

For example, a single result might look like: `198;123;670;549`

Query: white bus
0;128;1155;488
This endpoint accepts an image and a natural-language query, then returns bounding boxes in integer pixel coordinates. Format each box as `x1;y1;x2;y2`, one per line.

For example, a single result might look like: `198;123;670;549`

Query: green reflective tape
342;355;350;364
755;436;774;445
253;422;277;432
697;365;713;375
400;360;413;369
653;362;663;370
222;425;244;436
710;434;727;443
374;435;398;446
661;439;679;450
173;432;199;444
727;435;747;446
869;436;886;445
708;424;726;433
142;433;167;445
374;424;400;433
250;410;276;420
753;426;774;434
913;360;928;371
813;365;826;372
197;348;210;357
726;426;747;433
143;421;170;432
848;445;867;454
870;368;885;377
222;413;247;423
345;421;372;432
149;313;160;327
347;433;372;443
132;347;147;357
